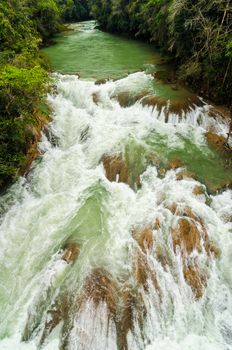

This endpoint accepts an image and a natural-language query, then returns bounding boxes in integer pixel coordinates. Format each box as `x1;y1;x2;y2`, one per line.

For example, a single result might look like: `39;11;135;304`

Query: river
0;21;231;350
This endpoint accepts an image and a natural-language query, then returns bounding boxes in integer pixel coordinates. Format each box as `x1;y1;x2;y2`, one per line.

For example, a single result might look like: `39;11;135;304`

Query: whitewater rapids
0;72;231;350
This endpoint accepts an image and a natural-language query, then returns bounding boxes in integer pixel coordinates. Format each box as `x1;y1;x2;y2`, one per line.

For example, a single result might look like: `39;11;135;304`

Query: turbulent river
0;21;232;350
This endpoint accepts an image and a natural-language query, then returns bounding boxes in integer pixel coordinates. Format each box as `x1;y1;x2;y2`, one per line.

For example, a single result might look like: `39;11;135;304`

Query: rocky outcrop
176;170;195;181
168;159;184;170
169;205;218;298
193;185;204;195
95;78;108;85
183;265;207;299
132;227;159;292
62;242;80;263
141;95;203;116
79;268;118;317
102;154;129;184
206;132;228;153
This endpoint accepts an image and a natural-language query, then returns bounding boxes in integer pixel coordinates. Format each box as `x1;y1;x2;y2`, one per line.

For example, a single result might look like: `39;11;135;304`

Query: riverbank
0;0;91;192
89;0;232;107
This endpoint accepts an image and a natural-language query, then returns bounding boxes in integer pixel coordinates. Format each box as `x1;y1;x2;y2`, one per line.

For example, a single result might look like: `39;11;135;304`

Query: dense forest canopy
89;0;232;105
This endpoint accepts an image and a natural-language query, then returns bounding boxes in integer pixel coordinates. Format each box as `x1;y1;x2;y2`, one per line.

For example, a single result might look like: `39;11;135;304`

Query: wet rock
95;78;108;85
176;170;195;181
39;268;118;348
208;105;231;123
132;227;154;253
62;242;80;263
102;154;129;184
92;92;100;104
154;218;161;230
172;217;202;255
206;132;228;153
205;240;219;257
112;90;148;108
113;91;131;107
79;268;118;318
193;185;204;196
168;159;184;170
132;227;159;292
141;95;203;117
153;70;177;85
169;205;219;298
183;265;207;299
146;153;162;168
39;294;70;347
117;284;136;350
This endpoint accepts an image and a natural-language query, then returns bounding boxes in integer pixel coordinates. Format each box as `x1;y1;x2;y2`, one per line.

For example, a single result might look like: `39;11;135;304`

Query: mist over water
0;22;232;350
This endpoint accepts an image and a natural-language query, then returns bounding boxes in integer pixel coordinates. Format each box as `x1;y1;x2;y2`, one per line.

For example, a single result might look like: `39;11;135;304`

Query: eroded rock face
183;265;207;299
193;185;204;196
132;227;154;253
169;205;218;298
79;268;118;318
62;242;80;263
206;131;232;170
141;95;203;116
102;154;129;185
176;171;196;181
132;227;159;292
206;132;228;152
38;268;119;349
168;159;184;170
172;217;202;255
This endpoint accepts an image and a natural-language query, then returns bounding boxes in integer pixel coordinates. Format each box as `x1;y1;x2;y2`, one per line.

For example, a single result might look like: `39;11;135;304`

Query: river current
0;21;231;350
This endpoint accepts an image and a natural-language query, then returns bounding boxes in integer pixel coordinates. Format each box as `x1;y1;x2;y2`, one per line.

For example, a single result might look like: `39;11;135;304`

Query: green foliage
226;40;232;58
0;0;90;191
0;64;50;118
57;0;90;22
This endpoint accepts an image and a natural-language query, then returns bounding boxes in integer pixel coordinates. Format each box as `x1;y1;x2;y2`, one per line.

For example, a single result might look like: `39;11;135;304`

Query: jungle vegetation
0;0;89;190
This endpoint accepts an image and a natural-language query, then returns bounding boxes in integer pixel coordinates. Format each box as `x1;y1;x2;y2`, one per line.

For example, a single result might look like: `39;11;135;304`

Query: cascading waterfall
0;72;231;350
